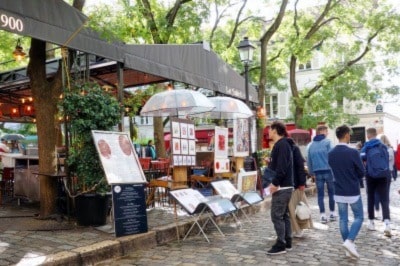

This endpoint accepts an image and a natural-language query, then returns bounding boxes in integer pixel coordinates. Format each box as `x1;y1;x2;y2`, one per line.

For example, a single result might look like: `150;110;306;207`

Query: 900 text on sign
0;13;24;32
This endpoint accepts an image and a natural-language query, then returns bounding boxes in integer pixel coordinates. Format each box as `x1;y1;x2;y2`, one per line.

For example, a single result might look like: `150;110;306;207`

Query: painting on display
214;126;228;158
237;171;257;192
172;138;181;155
172;121;180;138
188;124;195;139
233;118;249;157
170;118;195;167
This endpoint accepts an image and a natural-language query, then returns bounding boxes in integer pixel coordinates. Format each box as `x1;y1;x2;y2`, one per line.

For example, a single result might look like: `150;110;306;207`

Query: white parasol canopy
140;89;215;117
189;96;253;119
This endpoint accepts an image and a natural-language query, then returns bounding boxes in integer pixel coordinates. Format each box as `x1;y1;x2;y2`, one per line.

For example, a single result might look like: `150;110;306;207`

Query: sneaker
342;239;359;259
384;225;392;237
267;242;286;255
329;214;337;221
320;216;328;224
367;222;376;231
345;250;351;258
293;231;304;238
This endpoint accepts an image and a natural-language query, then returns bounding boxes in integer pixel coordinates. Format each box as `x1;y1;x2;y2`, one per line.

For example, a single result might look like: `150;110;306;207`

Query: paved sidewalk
96;180;400;266
0;179;399;266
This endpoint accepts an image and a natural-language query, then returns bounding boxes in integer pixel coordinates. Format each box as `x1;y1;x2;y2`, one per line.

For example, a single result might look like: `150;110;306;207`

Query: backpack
366;143;390;178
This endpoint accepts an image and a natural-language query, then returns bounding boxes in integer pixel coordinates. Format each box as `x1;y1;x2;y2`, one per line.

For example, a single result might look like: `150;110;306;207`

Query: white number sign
0;13;24;32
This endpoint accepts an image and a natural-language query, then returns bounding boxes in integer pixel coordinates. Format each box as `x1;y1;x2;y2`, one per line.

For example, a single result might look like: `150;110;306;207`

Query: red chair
139;157;152;171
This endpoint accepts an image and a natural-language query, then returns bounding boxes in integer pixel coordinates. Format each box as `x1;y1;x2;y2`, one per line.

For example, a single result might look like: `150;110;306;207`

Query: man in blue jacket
266;121;294;255
307;125;336;223
328;125;365;259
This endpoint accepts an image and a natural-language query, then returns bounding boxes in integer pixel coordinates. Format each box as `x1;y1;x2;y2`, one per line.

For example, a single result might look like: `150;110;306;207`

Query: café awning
124;43;258;103
0;0;124;61
0;0;258;122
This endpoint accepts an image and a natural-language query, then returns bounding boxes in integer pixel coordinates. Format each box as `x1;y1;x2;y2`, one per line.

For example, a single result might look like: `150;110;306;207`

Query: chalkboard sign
112;184;148;237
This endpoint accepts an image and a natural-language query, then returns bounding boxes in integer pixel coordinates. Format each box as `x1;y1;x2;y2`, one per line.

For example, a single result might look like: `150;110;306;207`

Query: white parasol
140;89;215;117
189;96;253;119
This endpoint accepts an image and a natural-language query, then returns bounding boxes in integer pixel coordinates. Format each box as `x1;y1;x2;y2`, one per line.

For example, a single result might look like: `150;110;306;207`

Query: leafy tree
271;0;400;128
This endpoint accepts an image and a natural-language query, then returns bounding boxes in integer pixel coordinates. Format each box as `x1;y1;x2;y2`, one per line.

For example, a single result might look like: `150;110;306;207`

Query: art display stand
169;188;238;242
211;179;262;224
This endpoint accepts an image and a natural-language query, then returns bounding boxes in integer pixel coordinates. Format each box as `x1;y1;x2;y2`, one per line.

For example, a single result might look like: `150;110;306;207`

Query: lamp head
12;39;26;61
237;37;256;64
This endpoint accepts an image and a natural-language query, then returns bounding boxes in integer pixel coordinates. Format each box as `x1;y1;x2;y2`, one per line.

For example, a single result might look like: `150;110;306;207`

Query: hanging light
12;39;26;61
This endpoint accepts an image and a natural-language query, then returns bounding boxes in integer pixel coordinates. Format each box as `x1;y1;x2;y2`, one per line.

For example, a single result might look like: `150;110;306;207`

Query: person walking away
374;135;395;217
145;140;156;160
266;121;294;255
287;138;313;238
360;128;392;237
328;125;365;259
307;125;336;223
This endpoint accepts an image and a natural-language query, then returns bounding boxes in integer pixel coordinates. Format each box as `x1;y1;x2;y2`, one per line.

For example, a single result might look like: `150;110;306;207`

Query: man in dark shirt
266;121;294;255
328;125;365;259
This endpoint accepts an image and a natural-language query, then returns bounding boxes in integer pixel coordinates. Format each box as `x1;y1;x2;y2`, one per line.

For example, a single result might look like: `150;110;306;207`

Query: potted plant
61;82;121;226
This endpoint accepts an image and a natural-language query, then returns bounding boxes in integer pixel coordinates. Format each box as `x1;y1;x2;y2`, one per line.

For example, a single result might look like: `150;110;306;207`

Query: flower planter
75;193;110;226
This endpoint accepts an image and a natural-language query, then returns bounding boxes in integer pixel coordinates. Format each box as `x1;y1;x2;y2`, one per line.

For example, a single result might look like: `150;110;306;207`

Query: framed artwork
180;123;188;138
172;121;180;138
172;138;181;155
237;171;257;192
188;140;196;155
214;126;228;158
214;158;230;173
181;139;189;155
233;119;249;157
188;124;195;139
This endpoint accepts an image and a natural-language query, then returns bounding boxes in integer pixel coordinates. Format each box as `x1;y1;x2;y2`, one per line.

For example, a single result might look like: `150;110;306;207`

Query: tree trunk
153;117;166;158
27;39;61;218
294;104;304;127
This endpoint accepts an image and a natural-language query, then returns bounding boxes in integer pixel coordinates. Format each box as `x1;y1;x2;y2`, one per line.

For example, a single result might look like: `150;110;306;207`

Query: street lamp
237;37;256;154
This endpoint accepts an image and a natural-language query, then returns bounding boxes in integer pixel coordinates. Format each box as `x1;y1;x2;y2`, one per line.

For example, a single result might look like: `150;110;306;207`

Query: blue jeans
337;197;364;242
270;188;293;244
315;171;335;214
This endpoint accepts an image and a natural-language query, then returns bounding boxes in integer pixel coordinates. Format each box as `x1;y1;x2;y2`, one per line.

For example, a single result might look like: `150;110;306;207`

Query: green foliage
61;83;121;194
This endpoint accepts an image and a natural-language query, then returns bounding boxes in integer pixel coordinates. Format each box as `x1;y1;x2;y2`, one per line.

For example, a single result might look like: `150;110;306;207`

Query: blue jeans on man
315;171;335;217
337;197;364;241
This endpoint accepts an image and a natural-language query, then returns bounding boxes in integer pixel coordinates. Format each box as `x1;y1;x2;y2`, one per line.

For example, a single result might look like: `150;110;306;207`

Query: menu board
112;184;148;237
92;130;146;184
170;118;196;166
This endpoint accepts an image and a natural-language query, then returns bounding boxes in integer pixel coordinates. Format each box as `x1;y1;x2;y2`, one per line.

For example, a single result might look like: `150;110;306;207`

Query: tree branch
304;28;383;98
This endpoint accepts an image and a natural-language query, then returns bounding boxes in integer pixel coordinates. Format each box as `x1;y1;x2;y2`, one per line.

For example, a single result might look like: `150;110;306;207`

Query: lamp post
237;37;256;154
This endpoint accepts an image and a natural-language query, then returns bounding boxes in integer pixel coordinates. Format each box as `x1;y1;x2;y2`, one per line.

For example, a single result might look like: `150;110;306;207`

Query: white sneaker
384;225;392;237
367;222;376;231
320;216;328;224
342;239;359;259
293;231;304;238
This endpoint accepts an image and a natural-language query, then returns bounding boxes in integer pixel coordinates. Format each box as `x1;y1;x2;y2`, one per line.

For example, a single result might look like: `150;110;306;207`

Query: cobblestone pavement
96;179;400;266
